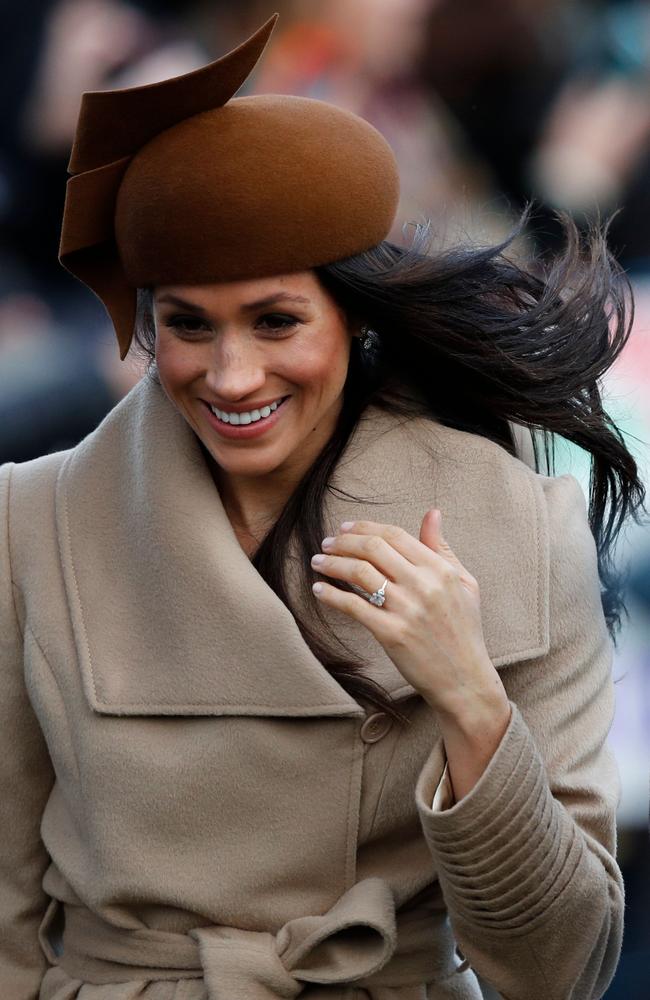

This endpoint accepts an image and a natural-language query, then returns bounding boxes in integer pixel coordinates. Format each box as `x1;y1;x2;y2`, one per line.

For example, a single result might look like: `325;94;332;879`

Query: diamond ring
368;578;389;607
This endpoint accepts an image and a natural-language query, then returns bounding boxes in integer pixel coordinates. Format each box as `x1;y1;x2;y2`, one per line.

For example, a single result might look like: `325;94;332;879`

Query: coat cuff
414;702;582;928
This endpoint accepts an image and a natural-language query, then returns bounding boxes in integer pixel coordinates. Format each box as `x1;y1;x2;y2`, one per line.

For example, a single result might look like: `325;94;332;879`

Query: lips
204;395;288;417
210;396;287;427
201;395;290;439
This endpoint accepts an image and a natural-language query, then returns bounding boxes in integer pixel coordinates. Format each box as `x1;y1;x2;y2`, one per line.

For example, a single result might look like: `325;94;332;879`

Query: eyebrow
154;292;312;314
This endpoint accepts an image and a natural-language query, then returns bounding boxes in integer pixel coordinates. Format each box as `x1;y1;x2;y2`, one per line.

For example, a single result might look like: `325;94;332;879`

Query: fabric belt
38;876;467;998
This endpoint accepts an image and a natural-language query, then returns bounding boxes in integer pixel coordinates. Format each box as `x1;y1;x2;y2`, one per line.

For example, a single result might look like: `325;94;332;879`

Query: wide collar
56;375;550;717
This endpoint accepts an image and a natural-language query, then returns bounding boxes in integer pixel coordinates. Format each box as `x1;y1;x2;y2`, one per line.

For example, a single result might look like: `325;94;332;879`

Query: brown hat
58;13;400;360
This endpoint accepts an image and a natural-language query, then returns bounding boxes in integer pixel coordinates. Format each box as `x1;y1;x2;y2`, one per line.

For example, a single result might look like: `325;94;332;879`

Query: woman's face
153;270;356;482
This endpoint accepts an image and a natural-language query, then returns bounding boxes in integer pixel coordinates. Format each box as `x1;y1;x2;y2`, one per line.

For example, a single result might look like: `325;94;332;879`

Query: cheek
290;329;351;390
155;334;203;392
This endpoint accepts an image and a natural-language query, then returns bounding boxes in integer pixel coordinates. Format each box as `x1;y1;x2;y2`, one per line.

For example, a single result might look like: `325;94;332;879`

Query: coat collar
55;375;550;717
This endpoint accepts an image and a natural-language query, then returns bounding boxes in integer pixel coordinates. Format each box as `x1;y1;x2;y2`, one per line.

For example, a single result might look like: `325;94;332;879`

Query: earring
360;325;373;350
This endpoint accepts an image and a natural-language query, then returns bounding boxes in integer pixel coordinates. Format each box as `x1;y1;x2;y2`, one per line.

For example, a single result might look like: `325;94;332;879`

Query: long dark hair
133;209;647;725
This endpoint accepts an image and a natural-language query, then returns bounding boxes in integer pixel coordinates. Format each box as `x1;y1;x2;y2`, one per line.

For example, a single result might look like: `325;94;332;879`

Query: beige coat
0;374;623;1000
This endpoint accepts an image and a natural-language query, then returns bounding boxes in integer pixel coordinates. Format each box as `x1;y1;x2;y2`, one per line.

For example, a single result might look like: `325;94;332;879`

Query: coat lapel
56;376;550;717
314;403;552;701
56;375;362;717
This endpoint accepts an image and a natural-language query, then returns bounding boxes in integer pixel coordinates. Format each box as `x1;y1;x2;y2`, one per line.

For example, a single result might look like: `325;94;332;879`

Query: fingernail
311;553;326;564
312;582;323;596
340;521;354;531
321;536;335;548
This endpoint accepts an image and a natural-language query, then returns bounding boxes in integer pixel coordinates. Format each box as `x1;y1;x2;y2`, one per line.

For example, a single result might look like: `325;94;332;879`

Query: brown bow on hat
58;13;400;360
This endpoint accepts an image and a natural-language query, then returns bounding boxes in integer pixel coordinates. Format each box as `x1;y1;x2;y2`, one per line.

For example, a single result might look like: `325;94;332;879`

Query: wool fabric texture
0;375;623;999
57;13;400;360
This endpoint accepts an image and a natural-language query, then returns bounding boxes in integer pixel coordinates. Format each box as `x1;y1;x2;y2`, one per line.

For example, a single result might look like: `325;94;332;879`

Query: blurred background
1;0;649;995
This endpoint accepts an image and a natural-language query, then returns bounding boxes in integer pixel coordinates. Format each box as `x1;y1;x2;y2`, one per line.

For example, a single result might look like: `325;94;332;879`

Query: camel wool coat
0;374;623;1000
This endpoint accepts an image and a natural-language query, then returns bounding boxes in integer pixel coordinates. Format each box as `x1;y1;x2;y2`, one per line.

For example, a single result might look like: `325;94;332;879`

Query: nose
204;334;267;402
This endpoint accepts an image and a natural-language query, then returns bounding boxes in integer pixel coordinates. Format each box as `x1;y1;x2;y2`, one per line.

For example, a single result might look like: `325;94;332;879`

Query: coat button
360;712;393;743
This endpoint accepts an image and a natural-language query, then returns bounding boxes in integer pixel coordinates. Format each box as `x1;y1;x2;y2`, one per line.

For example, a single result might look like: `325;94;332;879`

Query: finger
322;530;422;588
419;510;479;594
311;579;392;639
419;509;465;571
419;509;441;553
311;553;404;608
335;521;452;577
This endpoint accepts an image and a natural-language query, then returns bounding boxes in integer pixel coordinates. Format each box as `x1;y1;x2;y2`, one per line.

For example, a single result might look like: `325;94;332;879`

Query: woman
1;13;645;1000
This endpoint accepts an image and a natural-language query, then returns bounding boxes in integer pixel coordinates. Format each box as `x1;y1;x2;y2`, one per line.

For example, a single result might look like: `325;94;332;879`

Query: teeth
210;397;284;424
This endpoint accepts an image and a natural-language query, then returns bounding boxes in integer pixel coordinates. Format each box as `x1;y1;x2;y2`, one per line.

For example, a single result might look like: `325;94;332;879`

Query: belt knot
189;876;396;998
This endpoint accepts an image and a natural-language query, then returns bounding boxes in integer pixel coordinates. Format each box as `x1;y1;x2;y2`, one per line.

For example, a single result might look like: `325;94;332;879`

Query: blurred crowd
2;1;649;996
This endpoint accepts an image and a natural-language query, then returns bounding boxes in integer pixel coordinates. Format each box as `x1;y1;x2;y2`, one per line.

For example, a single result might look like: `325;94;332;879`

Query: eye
161;312;299;338
256;313;299;335
163;315;208;337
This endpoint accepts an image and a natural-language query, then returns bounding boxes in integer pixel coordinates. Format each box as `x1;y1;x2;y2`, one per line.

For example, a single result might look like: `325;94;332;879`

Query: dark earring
360;325;373;350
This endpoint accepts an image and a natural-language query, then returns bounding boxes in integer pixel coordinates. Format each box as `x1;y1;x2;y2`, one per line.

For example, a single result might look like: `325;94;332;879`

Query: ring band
368;578;389;607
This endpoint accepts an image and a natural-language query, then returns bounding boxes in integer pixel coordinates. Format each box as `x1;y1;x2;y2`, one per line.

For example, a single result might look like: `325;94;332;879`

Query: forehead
153;271;323;309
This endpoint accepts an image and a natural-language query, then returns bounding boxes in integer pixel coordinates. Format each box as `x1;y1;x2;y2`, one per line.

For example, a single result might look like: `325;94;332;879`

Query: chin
212;452;287;477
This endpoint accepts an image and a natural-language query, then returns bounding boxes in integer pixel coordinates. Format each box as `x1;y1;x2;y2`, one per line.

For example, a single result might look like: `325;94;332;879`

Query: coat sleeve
414;472;624;1000
0;463;56;996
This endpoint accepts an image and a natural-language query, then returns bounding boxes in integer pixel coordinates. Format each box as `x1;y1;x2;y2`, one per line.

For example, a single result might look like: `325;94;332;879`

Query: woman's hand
311;509;512;799
311;509;504;714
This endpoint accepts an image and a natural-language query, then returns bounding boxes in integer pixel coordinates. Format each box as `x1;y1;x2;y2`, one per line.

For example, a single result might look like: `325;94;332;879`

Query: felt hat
58;13;400;359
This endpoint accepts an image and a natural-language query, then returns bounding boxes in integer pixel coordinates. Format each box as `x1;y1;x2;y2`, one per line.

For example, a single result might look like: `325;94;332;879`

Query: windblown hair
133;209;647;726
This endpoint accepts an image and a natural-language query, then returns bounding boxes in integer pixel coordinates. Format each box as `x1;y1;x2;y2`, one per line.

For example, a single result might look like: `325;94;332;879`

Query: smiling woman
144;271;358;550
153;274;353;474
1;11;648;1000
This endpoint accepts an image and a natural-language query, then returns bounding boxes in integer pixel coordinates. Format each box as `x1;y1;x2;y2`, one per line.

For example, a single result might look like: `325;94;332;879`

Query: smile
201;396;290;439
210;396;286;424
